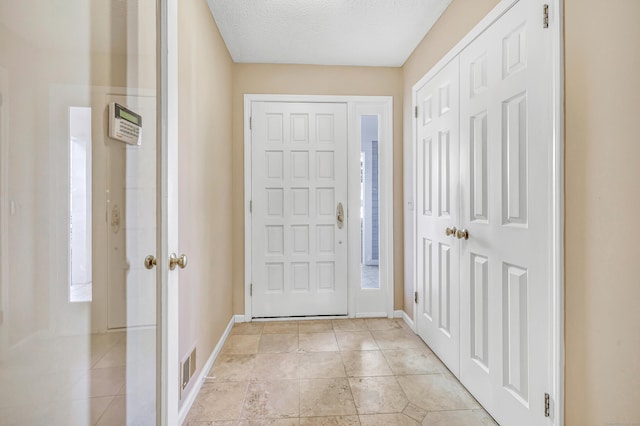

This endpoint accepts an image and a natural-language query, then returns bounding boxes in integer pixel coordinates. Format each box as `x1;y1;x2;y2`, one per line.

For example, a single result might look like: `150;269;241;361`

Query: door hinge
544;393;550;417
249;116;252;130
249;200;252;213
543;4;549;28
250;284;253;297
414;106;418;118
414;291;418;304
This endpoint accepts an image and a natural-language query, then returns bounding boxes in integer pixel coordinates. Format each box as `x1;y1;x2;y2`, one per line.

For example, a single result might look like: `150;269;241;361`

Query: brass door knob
336;202;344;229
144;255;157;270
456;229;469;240
445;226;457;237
169;253;188;270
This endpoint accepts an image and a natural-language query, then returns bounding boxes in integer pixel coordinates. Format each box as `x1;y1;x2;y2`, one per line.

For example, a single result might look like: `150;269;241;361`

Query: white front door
251;101;348;318
415;57;461;376
458;1;552;424
107;94;157;329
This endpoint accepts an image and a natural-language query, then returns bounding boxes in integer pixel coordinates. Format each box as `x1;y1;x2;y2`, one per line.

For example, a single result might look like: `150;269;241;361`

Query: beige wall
403;0;640;423
0;0;155;344
231;64;404;314
178;0;234;404
565;0;640;423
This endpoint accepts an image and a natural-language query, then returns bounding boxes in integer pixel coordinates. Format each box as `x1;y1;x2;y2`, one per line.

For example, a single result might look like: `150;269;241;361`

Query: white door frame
244;94;394;321
158;0;179;423
407;0;564;423
0;66;8;352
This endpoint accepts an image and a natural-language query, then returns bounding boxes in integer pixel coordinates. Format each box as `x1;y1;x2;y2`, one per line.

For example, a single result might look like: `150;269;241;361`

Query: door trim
348;100;394;318
407;0;564;423
0;66;8;352
158;0;179;423
243;94;394;321
549;1;565;423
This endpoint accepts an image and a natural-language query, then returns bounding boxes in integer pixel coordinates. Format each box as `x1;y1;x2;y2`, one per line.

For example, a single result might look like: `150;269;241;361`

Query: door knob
456;229;469;240
445;226;457;237
336;202;344;229
144;255;157;270
169;253;188;270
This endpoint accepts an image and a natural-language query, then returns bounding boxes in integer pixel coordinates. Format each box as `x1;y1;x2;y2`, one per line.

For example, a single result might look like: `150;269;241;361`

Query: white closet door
415;57;461;376
459;0;552;425
251;102;348;318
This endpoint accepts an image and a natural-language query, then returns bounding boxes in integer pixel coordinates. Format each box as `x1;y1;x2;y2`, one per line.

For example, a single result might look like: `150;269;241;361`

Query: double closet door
415;1;553;425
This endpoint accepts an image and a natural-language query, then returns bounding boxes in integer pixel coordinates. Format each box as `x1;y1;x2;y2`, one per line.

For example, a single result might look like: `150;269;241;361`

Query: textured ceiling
206;0;452;67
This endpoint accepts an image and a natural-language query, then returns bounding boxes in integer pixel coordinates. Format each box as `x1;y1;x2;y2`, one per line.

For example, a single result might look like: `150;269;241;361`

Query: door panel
0;1;161;423
252;102;348;317
107;94;157;329
459;1;552;424
415;57;460;376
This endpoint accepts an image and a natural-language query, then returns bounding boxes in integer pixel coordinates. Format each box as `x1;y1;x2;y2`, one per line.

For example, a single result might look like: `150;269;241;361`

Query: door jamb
243;94;394;321
158;0;179;423
0;66;8;352
407;0;564;423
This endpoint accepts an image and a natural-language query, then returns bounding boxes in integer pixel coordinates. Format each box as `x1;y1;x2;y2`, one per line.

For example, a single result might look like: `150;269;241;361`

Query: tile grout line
187;319;494;424
297;329;302;421
337;333;360;420
92;395;118;426
236;327;261;422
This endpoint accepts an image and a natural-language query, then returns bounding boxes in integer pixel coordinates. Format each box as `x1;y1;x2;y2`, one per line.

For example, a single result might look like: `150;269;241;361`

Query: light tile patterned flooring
0;329;156;425
185;318;497;425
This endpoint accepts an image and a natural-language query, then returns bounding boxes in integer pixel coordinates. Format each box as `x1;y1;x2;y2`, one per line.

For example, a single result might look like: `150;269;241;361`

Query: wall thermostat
109;102;142;146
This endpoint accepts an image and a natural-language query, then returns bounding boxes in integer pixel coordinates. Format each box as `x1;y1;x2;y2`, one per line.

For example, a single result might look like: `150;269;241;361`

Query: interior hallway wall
178;0;234;406
0;0;156;343
231;64;404;315
402;0;640;423
564;0;640;423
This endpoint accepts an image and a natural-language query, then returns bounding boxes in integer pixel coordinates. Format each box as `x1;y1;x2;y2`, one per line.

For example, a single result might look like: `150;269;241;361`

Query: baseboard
178;315;235;425
393;310;404;318
355;312;389;318
234;314;246;324
400;311;416;333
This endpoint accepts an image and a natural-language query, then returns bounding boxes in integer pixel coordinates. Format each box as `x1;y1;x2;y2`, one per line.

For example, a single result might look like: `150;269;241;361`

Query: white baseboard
178;315;235;425
401;311;416;333
355;312;389;319
252;315;349;322
393;310;404;318
234;314;247;324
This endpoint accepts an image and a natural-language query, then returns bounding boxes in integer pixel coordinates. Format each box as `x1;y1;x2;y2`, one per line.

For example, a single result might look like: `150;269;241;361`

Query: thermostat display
109;102;142;146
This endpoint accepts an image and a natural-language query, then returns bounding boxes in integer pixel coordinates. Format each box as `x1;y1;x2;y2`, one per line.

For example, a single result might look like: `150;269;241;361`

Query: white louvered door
415;57;461;376
251;102;348;318
458;1;552;425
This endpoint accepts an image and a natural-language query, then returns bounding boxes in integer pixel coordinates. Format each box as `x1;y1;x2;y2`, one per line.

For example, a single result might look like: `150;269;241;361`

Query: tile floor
185;318;497;425
0;329;156;425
